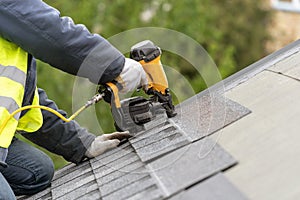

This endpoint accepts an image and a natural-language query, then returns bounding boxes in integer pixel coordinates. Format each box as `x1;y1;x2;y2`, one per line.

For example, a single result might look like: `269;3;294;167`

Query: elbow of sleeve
98;55;125;84
78;41;125;85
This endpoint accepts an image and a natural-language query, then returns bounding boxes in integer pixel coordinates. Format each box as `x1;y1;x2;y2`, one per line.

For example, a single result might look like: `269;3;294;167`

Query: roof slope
211;39;300;200
19;38;300;200
18;88;250;199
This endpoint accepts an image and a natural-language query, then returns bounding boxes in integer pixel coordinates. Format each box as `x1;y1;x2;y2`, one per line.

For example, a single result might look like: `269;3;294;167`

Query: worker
0;1;148;199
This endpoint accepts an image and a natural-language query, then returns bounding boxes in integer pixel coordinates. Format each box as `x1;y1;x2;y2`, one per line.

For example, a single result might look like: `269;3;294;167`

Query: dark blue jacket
0;0;125;163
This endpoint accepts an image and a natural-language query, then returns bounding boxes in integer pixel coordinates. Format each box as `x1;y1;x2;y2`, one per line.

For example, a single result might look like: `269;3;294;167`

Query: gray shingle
92;144;167;199
51;171;96;199
147;138;236;196
102;176;161;200
169;173;248;200
99;163;146;185
130;120;192;162
76;190;101;200
134;134;190;162
52;163;77;181
141;111;169;132
129;122;173;144
51;162;92;188
90;143;134;170
55;180;99;200
172;94;250;141
100;172;149;196
92;152;141;179
126;185;164;200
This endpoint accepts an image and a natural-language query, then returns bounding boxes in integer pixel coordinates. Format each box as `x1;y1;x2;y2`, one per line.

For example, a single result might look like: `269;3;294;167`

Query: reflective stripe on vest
0;37;43;148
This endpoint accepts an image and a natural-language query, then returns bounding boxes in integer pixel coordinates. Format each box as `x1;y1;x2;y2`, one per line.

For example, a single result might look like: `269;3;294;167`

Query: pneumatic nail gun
99;40;176;135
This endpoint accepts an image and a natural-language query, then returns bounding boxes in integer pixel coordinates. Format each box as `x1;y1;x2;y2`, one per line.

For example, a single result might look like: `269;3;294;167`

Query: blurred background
19;0;300;169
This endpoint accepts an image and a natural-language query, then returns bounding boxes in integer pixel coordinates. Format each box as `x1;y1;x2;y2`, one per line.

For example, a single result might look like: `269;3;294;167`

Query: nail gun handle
103;82;121;109
100;82;131;133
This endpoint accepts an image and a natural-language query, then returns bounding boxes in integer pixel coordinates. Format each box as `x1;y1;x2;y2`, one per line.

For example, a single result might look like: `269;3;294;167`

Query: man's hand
85;131;132;158
115;58;148;93
0;147;8;168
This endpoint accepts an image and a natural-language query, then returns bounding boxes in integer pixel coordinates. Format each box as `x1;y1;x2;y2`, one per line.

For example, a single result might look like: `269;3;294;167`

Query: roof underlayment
19;39;300;200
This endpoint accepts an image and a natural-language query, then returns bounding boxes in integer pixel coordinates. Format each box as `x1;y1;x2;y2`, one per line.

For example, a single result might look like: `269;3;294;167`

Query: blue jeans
0;138;54;199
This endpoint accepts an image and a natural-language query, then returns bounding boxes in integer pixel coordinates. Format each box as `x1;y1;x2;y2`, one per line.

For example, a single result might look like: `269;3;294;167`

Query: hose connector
85;93;103;108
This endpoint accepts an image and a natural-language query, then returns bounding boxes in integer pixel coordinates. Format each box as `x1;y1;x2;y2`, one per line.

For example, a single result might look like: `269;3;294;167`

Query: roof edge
208;39;300;94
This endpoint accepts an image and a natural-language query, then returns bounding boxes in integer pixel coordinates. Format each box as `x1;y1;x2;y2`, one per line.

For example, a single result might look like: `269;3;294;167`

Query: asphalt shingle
55;180;99;200
92;152;141;179
102;176;163;200
147;138;237;197
100;171;149;196
169;173;248;200
92;143;167;199
125;185;164;200
90;142;134;166
172;94;251;142
97;161;145;185
75;190;101;200
51;162;91;188
130;121;191;162
51;170;96;199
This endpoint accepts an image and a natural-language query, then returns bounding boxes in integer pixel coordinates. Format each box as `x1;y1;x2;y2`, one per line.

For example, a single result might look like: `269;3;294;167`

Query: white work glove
115;58;148;93
85;131;131;158
0;147;8;168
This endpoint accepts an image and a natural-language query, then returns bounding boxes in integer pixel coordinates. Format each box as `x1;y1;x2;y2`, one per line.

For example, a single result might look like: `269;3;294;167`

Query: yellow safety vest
0;37;43;148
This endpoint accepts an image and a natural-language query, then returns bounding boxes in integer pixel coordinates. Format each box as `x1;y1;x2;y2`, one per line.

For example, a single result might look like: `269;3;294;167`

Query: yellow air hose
0;93;103;135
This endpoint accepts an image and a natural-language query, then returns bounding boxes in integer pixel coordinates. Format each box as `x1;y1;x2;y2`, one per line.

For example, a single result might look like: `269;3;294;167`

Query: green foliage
37;61;74;114
36;0;271;169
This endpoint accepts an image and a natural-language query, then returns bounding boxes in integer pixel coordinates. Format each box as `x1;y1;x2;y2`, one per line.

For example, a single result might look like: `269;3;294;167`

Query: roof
18;38;300;200
212;40;300;200
18;92;250;200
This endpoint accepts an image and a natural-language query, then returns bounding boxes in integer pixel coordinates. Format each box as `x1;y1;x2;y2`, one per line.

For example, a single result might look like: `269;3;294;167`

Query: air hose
0;93;103;135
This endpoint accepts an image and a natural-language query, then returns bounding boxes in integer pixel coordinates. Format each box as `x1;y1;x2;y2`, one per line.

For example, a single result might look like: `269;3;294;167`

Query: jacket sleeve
0;0;124;84
21;88;96;164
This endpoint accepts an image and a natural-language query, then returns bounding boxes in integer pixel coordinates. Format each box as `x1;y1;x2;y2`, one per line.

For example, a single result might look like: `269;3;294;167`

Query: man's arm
21;88;96;164
0;0;124;84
